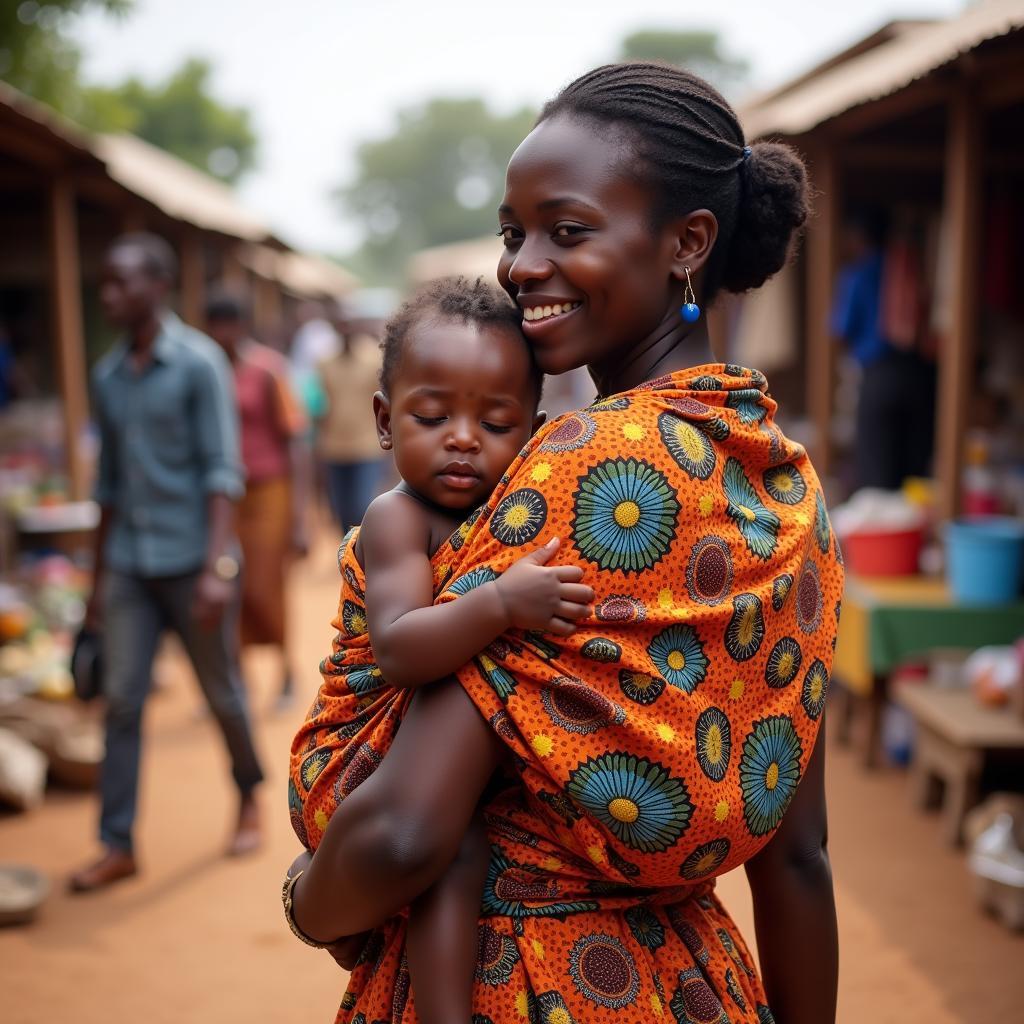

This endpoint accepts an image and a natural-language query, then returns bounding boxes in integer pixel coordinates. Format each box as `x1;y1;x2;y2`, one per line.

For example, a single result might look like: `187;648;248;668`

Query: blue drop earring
680;266;700;323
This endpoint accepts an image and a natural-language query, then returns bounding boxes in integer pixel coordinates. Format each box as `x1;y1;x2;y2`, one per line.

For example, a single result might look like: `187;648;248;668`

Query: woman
206;293;310;710
287;63;841;1024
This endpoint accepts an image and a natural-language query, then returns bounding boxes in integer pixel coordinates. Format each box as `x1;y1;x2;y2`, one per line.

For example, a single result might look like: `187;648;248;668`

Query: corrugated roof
237;243;357;298
742;0;1024;139
94;132;271;242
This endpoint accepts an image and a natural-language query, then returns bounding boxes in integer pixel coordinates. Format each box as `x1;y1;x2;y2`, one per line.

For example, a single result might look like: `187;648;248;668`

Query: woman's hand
286;849;370;969
495;537;593;636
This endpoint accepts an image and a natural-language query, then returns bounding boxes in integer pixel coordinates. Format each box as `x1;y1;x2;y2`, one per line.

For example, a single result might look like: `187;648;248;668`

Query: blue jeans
325;459;385;532
98;570;264;852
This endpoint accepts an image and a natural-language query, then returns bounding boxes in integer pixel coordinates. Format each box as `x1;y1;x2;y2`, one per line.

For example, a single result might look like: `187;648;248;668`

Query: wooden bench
895;685;1024;845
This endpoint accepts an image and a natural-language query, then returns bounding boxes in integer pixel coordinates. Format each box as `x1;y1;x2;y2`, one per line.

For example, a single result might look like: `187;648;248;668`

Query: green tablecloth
833;575;1024;696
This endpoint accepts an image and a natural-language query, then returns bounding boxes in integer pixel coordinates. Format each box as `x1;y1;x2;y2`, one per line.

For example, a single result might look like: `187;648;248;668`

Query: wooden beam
178;229;205;328
803;144;839;477
935;89;982;523
825;77;951;139
47;175;89;501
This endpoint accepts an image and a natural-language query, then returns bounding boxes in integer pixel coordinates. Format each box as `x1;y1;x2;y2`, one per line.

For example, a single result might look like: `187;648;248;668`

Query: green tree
0;0;132;112
619;29;749;95
339;98;535;283
81;58;257;183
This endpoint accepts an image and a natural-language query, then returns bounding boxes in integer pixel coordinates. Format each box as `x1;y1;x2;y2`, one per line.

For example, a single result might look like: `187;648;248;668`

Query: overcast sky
75;0;966;255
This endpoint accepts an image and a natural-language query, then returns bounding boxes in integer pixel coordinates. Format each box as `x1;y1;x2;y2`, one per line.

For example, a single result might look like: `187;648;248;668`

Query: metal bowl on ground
0;864;49;926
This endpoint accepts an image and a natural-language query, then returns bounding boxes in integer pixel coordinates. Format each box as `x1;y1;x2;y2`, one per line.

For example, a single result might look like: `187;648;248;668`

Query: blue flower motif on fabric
762;463;807;506
771;573;794;612
572;458;680;574
567;751;692;853
801;658;830;720
340;663;385;696
568;933;640;1009
723;458;781;560
725;387;768;425
589;395;631;413
739;716;804;836
535;993;577;1024
724;593;766;662
680;837;732;880
299;748;331;792
618;669;666;706
764;636;803;689
814;491;832;555
725;968;748;1012
447;566;499;596
647;624;708;693
489;488;548;546
474;652;517;702
695;707;732;782
341;599;367;637
658;412;716;480
625;905;666;950
288;778;308;847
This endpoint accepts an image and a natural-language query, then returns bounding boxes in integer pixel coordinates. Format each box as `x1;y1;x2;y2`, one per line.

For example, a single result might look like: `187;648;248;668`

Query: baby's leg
407;811;490;1024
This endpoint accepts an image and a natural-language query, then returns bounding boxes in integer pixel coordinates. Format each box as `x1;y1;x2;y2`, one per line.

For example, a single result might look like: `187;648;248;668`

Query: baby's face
379;318;540;511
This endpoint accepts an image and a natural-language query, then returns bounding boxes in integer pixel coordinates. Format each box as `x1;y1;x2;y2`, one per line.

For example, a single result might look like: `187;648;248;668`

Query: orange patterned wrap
290;365;844;1024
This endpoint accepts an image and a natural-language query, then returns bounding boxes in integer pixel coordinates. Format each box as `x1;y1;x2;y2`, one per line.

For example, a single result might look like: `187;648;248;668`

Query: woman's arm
744;721;838;1024
292;677;503;940
362;493;591;689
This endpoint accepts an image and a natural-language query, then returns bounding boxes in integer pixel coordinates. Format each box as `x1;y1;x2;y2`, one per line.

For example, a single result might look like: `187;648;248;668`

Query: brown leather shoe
68;848;138;893
227;793;262;857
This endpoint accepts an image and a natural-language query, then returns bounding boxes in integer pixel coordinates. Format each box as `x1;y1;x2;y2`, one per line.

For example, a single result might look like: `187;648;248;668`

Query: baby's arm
361;492;593;690
406;813;490;1024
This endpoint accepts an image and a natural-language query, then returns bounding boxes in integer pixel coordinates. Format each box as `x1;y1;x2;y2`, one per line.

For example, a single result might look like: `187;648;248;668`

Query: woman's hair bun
721;141;810;294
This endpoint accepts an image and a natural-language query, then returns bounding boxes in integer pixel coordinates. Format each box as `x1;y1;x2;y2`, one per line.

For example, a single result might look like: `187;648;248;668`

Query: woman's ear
373;391;393;450
667;208;719;283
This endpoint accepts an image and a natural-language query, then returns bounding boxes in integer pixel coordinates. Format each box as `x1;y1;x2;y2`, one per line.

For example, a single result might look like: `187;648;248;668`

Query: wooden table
831;575;1024;767
894;685;1024;845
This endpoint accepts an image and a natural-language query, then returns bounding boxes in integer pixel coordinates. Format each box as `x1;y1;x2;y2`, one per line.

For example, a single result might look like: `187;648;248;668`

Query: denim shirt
92;312;244;577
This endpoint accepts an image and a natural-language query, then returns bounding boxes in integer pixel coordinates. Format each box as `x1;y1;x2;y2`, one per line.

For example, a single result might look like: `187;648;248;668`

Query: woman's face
497;114;683;377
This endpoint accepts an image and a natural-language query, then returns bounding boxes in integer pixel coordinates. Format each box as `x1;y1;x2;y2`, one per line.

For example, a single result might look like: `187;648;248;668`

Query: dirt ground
1;536;1021;1023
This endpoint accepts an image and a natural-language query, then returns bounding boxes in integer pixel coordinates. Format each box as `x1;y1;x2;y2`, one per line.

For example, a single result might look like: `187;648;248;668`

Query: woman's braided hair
539;62;810;300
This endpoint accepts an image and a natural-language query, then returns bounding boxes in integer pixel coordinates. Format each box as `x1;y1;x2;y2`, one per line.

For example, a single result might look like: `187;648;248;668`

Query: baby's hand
495;538;594;637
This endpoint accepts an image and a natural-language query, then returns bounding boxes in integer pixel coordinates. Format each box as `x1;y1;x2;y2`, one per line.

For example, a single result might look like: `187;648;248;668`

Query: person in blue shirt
69;233;265;893
831;209;936;490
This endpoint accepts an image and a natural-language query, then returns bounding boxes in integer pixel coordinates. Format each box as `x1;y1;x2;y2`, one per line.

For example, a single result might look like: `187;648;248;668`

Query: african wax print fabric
289;364;845;1024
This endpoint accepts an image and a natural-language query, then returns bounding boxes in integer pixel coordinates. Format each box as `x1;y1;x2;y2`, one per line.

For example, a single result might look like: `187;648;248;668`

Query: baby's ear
532;410;548;433
373;391;393;450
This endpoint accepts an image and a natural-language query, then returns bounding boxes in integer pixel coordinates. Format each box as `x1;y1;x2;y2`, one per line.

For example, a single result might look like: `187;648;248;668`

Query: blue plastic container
945;517;1024;605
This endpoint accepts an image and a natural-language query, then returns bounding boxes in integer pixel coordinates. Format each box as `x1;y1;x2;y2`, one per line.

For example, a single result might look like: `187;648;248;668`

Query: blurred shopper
206;292;310;709
316;301;387;532
832;208;936;489
288;300;335;422
70;234;264;893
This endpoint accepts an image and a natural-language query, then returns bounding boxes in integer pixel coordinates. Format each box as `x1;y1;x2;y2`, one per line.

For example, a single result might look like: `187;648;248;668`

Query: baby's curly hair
380;276;541;401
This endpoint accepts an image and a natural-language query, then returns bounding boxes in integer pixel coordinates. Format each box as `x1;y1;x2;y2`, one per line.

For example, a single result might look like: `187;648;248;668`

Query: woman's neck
589;315;716;398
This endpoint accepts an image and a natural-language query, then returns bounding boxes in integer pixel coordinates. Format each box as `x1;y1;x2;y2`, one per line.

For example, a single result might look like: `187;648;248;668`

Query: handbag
70;627;103;702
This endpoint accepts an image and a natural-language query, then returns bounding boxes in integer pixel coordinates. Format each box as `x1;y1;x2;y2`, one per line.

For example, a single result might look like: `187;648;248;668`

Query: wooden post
803;143;839;477
178;229;205;328
935;89;981;523
47;175;89;501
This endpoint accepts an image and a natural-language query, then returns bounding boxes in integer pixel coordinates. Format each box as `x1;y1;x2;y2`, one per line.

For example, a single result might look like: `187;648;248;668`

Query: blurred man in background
71;234;264;893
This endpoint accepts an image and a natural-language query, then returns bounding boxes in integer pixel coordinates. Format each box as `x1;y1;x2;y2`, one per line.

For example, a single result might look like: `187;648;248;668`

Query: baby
290;277;593;1022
